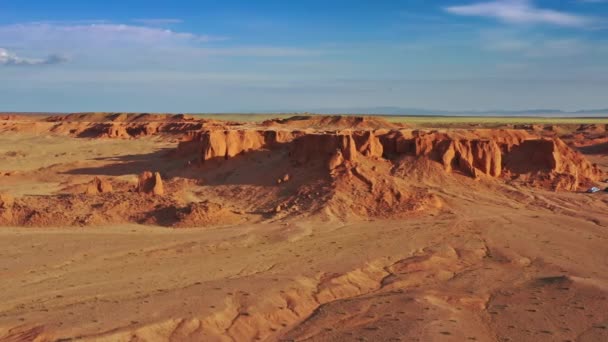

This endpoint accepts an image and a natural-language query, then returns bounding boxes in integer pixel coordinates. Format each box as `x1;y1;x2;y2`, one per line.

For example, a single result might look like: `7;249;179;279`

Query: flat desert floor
0;114;607;342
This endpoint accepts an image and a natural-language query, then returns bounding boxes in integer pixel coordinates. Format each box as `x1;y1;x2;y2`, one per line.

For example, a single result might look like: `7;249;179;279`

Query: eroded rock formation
85;177;113;195
137;171;164;196
177;130;300;161
179;127;602;191
0;193;14;209
290;133;358;165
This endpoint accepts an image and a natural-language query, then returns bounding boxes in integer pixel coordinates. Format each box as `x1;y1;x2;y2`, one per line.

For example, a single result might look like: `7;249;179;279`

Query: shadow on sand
63;148;178;176
61;144;331;191
578;142;608;155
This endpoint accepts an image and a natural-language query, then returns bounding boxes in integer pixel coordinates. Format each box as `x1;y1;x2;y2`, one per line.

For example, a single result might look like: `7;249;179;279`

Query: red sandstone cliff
178;128;602;191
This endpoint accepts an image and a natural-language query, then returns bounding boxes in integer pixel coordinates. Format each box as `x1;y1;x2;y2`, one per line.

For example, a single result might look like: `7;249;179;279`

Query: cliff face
177;128;602;190
353;131;384;158
65;122;205;139
202;130;267;160
438;140;503;178
177;130;301;161
379;130;599;180
290;133;358;165
33;113;213;139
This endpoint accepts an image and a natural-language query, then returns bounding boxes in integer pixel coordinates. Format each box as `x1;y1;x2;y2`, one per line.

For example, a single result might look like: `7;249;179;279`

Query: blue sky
1;0;608;113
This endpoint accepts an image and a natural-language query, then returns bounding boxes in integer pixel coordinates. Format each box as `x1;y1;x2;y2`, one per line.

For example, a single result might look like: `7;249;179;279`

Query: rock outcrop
85;177;113;195
353;131;384;158
0;193;14;209
202;130;267;160
177;130;300;161
0;193;14;222
137;171;164;196
290;133;358;165
438;139;502;178
178;127;601;191
41;113;210;139
328;150;346;171
376;129;601;189
262;115;405;130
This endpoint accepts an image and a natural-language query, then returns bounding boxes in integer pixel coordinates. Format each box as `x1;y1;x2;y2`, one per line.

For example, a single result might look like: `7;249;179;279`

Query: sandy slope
0;115;607;341
1;198;607;342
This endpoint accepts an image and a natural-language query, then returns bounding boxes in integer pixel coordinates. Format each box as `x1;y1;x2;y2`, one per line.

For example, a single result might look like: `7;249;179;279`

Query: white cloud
0;22;323;65
445;0;592;27
0;23;225;51
0;48;67;66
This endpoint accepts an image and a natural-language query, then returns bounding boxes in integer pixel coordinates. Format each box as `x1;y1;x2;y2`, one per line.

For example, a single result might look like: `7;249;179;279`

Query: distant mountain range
2;108;608;117
288;107;608;117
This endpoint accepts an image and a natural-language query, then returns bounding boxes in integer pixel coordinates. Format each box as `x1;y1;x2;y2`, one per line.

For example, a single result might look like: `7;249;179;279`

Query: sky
1;0;608;113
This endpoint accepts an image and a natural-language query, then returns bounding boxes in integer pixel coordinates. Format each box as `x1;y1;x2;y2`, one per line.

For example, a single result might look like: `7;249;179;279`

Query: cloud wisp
0;48;67;66
0;23;225;49
445;0;592;27
0;22;321;65
132;18;184;25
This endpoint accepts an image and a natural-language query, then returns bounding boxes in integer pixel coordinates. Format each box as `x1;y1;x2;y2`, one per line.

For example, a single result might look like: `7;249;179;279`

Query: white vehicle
587;187;601;193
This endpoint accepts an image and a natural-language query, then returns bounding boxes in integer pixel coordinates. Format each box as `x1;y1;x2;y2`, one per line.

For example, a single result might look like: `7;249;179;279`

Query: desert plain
0;113;607;342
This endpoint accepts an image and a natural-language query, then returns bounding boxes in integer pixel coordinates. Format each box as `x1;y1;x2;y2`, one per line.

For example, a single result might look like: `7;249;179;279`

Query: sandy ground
0;121;607;341
2;198;608;341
